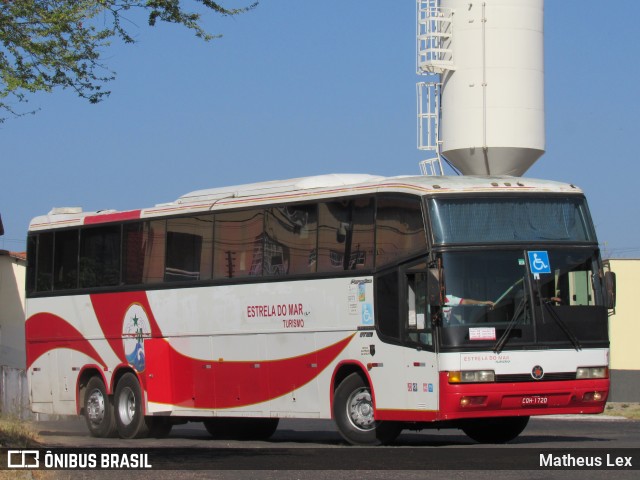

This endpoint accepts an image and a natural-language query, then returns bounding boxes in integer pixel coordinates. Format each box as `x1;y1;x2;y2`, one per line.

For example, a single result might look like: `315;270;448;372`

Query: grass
604;402;640;420
0;417;55;480
0;416;41;448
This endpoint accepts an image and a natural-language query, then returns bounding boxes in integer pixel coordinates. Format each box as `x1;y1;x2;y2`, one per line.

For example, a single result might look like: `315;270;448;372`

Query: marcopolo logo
7;450;39;468
531;365;545;380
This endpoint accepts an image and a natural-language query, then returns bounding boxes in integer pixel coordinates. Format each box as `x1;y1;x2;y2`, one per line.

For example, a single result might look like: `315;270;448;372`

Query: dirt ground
603;401;640;420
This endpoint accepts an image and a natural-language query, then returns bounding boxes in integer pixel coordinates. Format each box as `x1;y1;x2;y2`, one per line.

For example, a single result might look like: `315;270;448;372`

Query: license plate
521;395;548;407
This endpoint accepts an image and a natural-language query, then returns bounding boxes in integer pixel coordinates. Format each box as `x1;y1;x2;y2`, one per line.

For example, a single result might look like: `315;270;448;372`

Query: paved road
24;415;640;480
35;414;640;448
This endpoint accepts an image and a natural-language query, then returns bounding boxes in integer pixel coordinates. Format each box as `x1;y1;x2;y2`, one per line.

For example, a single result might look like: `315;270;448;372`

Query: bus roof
28;174;584;231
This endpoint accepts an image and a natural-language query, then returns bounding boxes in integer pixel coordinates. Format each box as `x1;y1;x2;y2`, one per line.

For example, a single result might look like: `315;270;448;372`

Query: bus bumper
437;372;609;420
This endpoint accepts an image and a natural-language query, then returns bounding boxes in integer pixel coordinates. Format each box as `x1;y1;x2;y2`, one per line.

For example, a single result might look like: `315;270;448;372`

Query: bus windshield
428;196;597;245
438;249;609;350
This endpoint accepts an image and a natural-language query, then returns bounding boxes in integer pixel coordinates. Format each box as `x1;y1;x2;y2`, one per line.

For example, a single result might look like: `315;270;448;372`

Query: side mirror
605;271;616;309
428;268;441;306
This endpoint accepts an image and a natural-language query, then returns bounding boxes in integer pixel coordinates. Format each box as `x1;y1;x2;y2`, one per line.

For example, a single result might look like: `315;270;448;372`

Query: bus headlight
576;367;608;379
448;370;495;383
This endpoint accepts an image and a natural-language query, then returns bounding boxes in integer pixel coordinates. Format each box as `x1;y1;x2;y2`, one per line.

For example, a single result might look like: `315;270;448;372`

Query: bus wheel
114;372;149;439
461;416;530;443
84;376;117;438
203;417;279;440
333;373;402;446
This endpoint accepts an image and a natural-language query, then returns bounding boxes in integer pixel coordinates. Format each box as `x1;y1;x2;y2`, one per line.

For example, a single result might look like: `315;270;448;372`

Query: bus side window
376;267;433;348
317;198;374;273
407;270;433;347
143;220;166;284
264;204;317;276
376;196;426;268
349;198;374;270
214;209;264;279
53;229;79;290
36;232;54;292
26;235;37;294
376;270;400;341
79;225;121;288
165;215;213;282
123;222;144;285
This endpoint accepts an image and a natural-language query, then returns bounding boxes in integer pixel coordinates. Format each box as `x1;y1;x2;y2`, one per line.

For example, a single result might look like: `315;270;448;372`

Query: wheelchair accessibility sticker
361;303;374;326
528;251;551;275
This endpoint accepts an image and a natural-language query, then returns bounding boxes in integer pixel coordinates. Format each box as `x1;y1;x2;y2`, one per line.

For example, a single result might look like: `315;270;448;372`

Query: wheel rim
86;388;105;425
117;387;136;426
345;386;375;431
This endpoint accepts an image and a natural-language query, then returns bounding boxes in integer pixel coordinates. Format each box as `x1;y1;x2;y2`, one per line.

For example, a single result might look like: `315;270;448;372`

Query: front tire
333;373;402;445
84;376;116;438
461;416;529;443
114;372;149;439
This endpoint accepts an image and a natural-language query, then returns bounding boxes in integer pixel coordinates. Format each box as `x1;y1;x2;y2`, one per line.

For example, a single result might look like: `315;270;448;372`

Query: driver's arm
460;298;495;308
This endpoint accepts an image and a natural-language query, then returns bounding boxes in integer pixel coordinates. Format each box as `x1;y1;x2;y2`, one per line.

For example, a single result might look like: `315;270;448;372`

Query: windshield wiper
541;300;582;351
493;296;527;354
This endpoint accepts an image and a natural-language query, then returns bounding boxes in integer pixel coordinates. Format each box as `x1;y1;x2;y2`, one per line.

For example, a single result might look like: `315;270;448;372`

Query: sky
1;0;639;258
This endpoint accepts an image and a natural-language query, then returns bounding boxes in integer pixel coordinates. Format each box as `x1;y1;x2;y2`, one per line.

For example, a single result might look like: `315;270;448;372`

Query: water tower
417;0;545;176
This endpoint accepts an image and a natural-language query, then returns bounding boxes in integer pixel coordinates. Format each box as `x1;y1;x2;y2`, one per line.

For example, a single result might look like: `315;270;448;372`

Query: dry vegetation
0;418;50;480
604;402;640;420
0;416;41;448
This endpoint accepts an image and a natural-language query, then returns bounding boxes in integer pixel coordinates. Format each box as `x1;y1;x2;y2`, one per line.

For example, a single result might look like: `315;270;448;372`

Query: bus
25;173;615;445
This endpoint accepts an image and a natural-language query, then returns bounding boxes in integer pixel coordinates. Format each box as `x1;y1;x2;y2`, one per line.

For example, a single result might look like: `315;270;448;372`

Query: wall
0;251;29;417
607;259;640;402
0;365;30;419
0;252;26;369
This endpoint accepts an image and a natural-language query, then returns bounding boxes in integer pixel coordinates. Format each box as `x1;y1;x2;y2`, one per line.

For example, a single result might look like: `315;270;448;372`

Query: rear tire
333;373;402;446
114;372;149;439
461;416;529;443
203;417;279;440
84;376;117;438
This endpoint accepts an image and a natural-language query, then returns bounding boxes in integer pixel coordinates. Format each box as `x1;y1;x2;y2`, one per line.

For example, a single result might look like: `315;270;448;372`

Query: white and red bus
25;174;615;444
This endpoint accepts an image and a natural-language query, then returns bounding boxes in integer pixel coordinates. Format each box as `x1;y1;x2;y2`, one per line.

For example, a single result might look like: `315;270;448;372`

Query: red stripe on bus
26;313;108;369
84;210;141;225
144;335;354;409
375;409;438;422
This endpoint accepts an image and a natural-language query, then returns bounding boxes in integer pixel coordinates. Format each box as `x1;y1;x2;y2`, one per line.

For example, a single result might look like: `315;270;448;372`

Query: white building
0;250;26;369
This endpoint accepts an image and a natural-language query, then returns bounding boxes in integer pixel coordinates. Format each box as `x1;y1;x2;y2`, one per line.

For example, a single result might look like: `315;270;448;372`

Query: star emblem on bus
122;305;151;372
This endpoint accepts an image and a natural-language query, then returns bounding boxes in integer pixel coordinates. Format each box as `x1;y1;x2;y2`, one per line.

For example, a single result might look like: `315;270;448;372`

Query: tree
0;0;257;121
